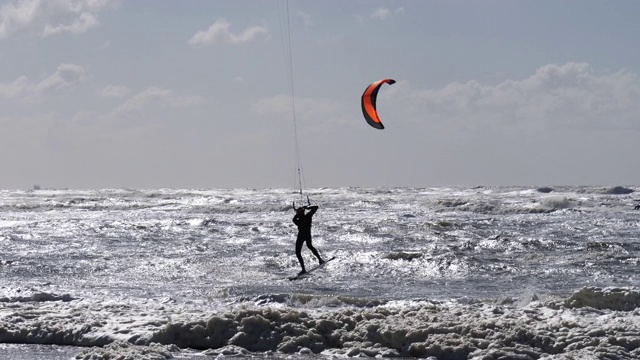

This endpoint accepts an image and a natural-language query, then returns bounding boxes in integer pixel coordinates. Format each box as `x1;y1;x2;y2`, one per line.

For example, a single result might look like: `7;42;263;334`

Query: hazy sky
1;0;639;189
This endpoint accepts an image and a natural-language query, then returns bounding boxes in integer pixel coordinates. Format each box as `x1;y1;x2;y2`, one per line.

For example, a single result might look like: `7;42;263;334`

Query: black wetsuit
293;205;323;272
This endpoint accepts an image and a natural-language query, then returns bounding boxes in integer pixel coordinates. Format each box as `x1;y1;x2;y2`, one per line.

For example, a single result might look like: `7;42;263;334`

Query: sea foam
1;287;640;359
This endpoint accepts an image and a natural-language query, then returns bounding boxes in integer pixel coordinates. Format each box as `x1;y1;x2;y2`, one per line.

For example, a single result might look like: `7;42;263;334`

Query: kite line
277;0;306;201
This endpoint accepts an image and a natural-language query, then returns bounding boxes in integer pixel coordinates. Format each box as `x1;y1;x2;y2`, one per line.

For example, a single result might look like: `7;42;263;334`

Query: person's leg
296;238;306;273
306;238;324;264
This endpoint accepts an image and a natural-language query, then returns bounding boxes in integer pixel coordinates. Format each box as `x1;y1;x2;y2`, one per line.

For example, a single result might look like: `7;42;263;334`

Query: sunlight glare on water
1;186;639;358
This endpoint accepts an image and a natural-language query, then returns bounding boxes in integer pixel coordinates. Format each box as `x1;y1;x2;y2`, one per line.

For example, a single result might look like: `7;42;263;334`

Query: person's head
296;207;305;214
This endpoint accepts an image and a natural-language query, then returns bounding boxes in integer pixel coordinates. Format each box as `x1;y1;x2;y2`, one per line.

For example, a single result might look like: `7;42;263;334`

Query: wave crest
564;287;640;311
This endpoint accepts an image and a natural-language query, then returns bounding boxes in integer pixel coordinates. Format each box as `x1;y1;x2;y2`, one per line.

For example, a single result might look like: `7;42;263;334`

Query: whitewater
1;186;639;359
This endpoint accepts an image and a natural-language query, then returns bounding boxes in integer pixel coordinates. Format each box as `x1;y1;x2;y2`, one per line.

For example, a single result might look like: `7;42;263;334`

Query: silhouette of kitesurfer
635;205;640;210
293;204;324;276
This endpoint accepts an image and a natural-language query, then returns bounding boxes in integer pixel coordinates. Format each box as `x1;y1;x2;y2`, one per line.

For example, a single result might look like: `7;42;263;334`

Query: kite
361;78;396;129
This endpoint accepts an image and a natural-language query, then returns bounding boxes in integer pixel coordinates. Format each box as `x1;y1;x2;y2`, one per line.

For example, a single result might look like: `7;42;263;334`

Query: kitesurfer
635;205;640;210
293;205;324;276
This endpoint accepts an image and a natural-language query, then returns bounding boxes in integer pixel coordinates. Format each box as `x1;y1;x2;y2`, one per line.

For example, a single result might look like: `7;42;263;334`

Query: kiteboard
288;256;336;281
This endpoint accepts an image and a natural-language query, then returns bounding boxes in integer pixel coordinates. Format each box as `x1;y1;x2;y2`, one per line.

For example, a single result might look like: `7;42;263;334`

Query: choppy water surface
1;186;639;359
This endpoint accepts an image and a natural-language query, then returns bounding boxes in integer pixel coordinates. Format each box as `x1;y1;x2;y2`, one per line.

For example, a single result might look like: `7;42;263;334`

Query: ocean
0;186;639;359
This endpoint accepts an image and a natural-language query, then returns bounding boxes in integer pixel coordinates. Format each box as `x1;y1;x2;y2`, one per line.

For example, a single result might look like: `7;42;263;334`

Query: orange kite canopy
361;78;396;130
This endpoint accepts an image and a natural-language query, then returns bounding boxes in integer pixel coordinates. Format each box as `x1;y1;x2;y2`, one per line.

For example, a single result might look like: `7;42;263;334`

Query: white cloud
35;63;87;92
0;63;86;99
252;94;292;116
251;94;343;132
170;94;203;108
0;76;29;98
0;0;39;39
112;86;203;118
188;18;267;47
0;0;117;39
296;10;312;26
371;7;390;20
357;6;402;24
42;10;97;36
101;84;130;98
399;63;640;131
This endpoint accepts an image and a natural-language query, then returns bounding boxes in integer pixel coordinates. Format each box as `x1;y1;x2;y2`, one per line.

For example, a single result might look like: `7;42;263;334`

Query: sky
1;0;639;190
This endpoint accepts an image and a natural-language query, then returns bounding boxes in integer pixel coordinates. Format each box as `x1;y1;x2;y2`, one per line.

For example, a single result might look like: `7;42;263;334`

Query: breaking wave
2;287;640;358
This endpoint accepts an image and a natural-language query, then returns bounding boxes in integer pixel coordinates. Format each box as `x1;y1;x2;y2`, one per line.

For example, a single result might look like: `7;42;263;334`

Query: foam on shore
1;287;640;359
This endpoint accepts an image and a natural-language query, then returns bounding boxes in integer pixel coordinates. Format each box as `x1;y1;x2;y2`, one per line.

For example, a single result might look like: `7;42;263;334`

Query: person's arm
305;205;318;217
